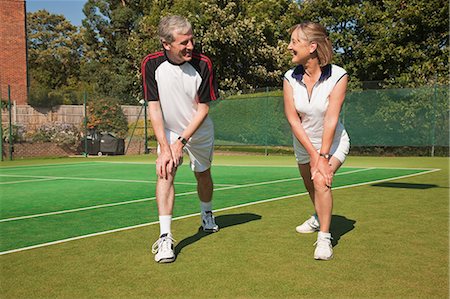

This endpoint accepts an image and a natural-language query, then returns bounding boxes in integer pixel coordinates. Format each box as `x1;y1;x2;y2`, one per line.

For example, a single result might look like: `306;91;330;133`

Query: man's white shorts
157;129;214;172
293;130;350;164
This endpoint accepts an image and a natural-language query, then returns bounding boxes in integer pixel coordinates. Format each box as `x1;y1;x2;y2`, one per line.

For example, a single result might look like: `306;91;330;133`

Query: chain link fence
1;84;448;159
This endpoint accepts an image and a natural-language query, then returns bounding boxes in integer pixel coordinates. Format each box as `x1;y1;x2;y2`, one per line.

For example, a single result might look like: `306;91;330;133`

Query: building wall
0;0;28;105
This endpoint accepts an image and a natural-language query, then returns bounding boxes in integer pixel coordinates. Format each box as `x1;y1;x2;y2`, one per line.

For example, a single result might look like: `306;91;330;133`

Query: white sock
200;201;212;213
313;213;320;223
318;231;331;239
159;215;172;236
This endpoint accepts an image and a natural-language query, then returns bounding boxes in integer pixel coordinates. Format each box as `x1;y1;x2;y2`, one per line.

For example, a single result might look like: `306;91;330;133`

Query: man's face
163;30;194;64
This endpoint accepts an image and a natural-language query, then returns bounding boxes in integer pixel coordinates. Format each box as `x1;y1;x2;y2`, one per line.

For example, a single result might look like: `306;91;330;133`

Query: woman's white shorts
293;130;350;164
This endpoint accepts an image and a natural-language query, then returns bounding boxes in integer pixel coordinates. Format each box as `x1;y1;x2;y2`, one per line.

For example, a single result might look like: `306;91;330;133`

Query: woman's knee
303;178;314;193
313;175;328;191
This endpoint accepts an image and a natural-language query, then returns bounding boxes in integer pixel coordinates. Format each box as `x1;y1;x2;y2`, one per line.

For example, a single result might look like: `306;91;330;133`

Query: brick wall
2;142;76;159
0;0;28;105
0;103;153;158
2;139;151;159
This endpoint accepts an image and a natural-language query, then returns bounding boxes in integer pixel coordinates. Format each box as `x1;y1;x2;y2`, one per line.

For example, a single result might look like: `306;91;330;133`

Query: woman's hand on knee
312;172;332;191
312;158;333;187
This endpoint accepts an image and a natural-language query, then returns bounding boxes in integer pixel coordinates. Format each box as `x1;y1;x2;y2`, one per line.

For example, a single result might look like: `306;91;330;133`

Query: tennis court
0;160;437;255
0;155;448;298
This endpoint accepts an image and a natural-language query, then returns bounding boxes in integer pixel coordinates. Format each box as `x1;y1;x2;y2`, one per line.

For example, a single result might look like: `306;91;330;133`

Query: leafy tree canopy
27;10;87;106
87;97;128;138
28;0;449;106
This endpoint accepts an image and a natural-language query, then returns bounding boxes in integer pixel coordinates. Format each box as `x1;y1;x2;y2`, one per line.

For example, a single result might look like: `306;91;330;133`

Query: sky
26;0;88;26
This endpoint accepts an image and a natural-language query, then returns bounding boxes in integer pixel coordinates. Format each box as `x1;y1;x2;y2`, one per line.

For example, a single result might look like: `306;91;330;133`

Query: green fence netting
210;85;449;147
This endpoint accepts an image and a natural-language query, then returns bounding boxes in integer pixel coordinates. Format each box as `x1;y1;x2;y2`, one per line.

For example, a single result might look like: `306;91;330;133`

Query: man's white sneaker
296;215;320;233
152;233;176;263
314;232;333;260
201;211;219;232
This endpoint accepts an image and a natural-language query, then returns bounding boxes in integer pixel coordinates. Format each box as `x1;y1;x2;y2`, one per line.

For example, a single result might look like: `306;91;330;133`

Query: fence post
8;85;13;160
84;91;88;157
264;87;269;156
125;102;144;155
431;77;437;157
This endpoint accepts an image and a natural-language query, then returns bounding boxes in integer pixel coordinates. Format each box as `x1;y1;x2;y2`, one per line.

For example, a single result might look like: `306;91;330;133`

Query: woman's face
287;29;313;64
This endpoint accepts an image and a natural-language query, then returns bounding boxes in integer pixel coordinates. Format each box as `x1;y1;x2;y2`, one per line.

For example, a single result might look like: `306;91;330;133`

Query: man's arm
170;102;210;166
148;101;174;178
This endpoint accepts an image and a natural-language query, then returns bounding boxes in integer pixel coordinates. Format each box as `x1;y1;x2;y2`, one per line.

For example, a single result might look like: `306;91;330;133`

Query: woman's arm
283;79;319;161
321;75;348;155
316;75;348;186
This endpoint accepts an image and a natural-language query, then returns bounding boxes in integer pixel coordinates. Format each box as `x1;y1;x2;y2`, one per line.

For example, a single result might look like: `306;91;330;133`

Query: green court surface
0;160;435;254
0;155;448;298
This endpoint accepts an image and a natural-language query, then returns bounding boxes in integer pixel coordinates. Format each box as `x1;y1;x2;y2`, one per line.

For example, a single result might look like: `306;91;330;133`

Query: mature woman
283;22;350;260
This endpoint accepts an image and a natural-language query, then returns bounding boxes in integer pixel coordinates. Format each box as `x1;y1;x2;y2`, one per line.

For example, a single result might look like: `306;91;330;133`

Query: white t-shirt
141;51;218;140
284;64;348;144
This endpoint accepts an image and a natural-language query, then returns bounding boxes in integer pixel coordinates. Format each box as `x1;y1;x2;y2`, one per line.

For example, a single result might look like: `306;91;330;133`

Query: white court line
96;161;298;167
0;168;370;223
0;193;187;223
95;160;440;170
210;167;374;191
349;166;440;171
0;178;59;185
91;161;154;165
0;174;233;187
0;167;440;256
0;162;98;171
0;165;395;188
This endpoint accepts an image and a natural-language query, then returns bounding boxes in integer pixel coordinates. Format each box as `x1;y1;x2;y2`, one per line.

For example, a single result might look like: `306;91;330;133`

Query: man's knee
195;169;212;183
157;171;176;185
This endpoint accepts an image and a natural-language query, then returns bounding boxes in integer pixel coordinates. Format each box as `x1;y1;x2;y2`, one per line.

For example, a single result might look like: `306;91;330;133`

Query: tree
194;0;289;91
27;10;84;106
295;0;449;87
81;0;144;104
87;97;128;138
129;0;300;93
28;0;449;106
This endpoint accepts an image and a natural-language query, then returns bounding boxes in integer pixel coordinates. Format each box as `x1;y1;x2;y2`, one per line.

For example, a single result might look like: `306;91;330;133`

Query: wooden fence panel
1;104;147;129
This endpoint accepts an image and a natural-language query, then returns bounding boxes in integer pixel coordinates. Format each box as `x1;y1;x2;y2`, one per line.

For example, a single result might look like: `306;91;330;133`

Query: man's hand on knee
156;150;174;179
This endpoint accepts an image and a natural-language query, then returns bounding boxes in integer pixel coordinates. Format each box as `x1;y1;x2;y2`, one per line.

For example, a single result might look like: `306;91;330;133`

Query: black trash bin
99;133;125;156
86;130;101;155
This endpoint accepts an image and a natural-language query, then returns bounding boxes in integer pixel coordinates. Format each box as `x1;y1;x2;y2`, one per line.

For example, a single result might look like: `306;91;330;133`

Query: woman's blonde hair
158;15;192;44
290;22;333;66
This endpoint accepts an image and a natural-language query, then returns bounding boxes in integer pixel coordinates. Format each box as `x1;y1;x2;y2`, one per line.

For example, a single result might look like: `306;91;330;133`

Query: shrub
2;124;26;143
127;119;155;141
87;97;128;138
28;85;64;108
30;122;81;151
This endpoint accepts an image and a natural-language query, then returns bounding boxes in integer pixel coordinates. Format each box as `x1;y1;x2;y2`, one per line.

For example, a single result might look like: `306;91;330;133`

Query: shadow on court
372;182;439;189
174;213;262;257
330;215;356;247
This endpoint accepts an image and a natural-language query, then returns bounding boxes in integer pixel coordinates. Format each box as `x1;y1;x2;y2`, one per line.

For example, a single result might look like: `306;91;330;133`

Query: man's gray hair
158;15;192;44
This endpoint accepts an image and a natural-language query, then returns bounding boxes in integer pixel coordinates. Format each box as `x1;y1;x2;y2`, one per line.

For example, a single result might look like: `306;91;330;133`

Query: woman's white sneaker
314;232;333;260
296;215;320;233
